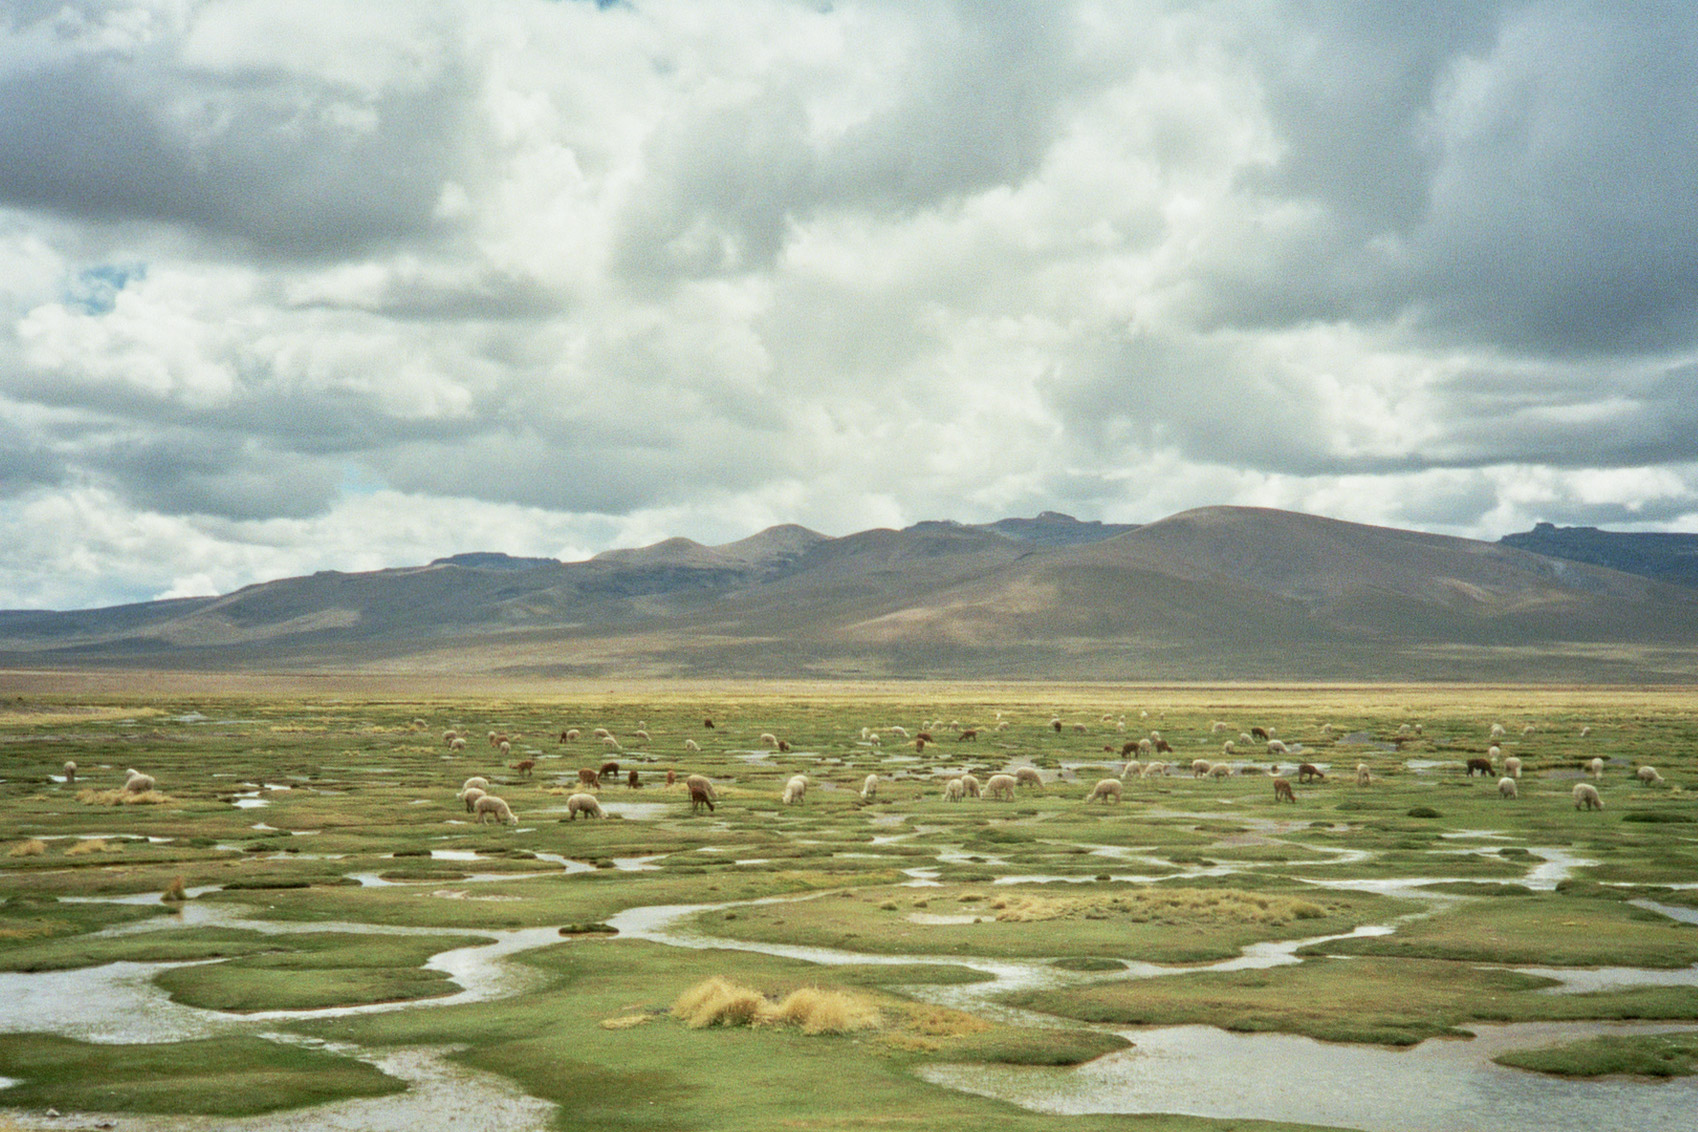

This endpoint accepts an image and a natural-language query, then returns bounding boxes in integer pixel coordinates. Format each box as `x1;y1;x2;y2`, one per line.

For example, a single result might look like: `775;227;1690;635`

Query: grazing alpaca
1121;740;1139;757
985;774;1017;801
566;793;604;820
449;737;467;751
685;739;701;752
1124;760;1142;779
1465;758;1494;777
689;782;716;813
1153;737;1173;754
777;739;792;753
62;761;76;783
599;760;620;782
1355;764;1371;787
1250;726;1269;741
1637;766;1665;785
943;778;966;801
1498;777;1518;799
759;733;779;748
577;768;600;790
1588;757;1605;779
498;740;511;758
1297;763;1325;784
782;774;807;804
1141;761;1167;777
685;774;716;801
1273;778;1296;803
703;718;714;729
627;769;641;789
960;773;982;798
559;729;579;743
666;768;677;786
1504;756;1522;779
123;770;156;793
1086;778;1122;803
510;759;536;777
1014;767;1043;789
474;794;517;825
958;728;979;741
462;776;490;793
460;786;487;813
1572;782;1603;810
1192;759;1212;778
861;774;878;800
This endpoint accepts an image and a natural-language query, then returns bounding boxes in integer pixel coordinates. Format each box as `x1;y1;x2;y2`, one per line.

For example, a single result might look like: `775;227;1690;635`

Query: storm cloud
1;0;1695;609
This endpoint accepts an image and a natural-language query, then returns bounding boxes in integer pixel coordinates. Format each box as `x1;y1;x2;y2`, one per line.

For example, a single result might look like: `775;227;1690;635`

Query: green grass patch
1494;1030;1698;1077
0;1034;403;1115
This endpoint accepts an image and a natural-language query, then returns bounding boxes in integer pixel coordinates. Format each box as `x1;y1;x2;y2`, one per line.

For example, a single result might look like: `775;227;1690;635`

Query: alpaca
474;794;517;825
566;793;604;820
1273;778;1296;803
1086;778;1122;803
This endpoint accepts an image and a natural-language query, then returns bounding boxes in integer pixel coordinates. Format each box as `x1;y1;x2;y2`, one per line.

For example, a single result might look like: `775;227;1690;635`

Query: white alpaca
474;794;517;825
1355;764;1371;787
460;786;487;812
1572;782;1603;810
62;761;77;783
1588;757;1605;779
1504;756;1522;779
684;774;716;800
943;778;965;801
1209;763;1232;778
1490;723;1506;738
1266;739;1289;755
1498;777;1518;800
1141;761;1167;777
984;774;1017;801
566;793;604;819
861;774;878;800
685;739;701;752
1222;741;1236;756
450;737;467;751
960;773;982;798
1192;758;1212;778
462;776;490;793
1123;760;1142;779
123;770;156;793
782;774;807;804
1087;778;1123;803
1014;767;1043;788
1637;766;1664;785
760;733;779;748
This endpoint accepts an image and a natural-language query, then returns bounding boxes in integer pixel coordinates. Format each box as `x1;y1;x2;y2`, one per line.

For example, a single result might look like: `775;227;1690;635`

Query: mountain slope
1501;522;1698;588
1;509;1695;681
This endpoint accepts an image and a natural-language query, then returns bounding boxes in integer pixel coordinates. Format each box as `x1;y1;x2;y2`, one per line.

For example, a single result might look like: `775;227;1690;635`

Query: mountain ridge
2;509;1695;682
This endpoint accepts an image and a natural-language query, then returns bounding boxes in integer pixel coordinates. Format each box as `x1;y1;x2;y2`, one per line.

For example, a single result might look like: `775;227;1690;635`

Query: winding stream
4;828;1697;1131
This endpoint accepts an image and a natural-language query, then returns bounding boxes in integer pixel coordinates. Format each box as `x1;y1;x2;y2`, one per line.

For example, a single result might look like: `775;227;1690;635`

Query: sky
2;0;1697;610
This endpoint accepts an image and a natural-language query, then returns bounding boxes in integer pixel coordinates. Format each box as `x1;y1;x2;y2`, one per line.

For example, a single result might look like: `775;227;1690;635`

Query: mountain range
3;507;1696;682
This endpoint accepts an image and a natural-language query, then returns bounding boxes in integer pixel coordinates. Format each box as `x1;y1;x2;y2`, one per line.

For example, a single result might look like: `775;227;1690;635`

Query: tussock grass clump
5;840;46;857
162;876;189;903
599;1014;652;1030
769;986;882;1034
992;887;1325;925
77;788;170;805
672;977;769;1028
671;977;882;1034
65;839;121;857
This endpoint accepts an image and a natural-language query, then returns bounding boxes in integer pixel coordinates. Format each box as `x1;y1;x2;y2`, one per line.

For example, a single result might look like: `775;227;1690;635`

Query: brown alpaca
599;760;619;782
1297;763;1326;783
627;769;641;789
510;759;536;777
666;768;677;786
577;768;600;789
958;728;979;741
1273;778;1296;803
1466;757;1494;777
689;783;715;813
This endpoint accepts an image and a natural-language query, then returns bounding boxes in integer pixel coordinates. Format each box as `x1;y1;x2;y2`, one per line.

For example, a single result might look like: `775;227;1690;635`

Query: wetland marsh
1;682;1695;1131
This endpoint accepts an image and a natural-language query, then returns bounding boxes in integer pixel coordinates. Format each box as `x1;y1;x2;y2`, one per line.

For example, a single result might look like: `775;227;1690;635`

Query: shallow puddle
919;1021;1698;1132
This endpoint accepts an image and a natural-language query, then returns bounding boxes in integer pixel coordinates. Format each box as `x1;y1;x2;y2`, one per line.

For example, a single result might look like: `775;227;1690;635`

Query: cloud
1;0;1696;610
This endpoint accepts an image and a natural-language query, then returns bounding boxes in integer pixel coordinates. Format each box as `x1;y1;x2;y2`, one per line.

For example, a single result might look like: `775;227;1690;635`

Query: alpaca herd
416;714;1655;834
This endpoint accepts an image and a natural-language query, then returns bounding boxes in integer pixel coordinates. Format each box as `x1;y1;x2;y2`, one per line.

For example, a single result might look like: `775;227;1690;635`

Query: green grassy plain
1;679;1695;1127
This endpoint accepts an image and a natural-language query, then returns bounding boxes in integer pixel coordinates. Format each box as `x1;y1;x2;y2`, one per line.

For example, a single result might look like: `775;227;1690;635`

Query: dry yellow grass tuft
66;838;122;856
77;788;170;805
672;978;884;1034
769;987;883;1035
991;887;1326;925
6;839;47;857
672;977;770;1029
599;1014;653;1030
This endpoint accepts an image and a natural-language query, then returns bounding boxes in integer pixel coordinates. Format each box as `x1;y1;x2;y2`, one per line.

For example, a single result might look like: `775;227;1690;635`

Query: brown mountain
2;507;1695;681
